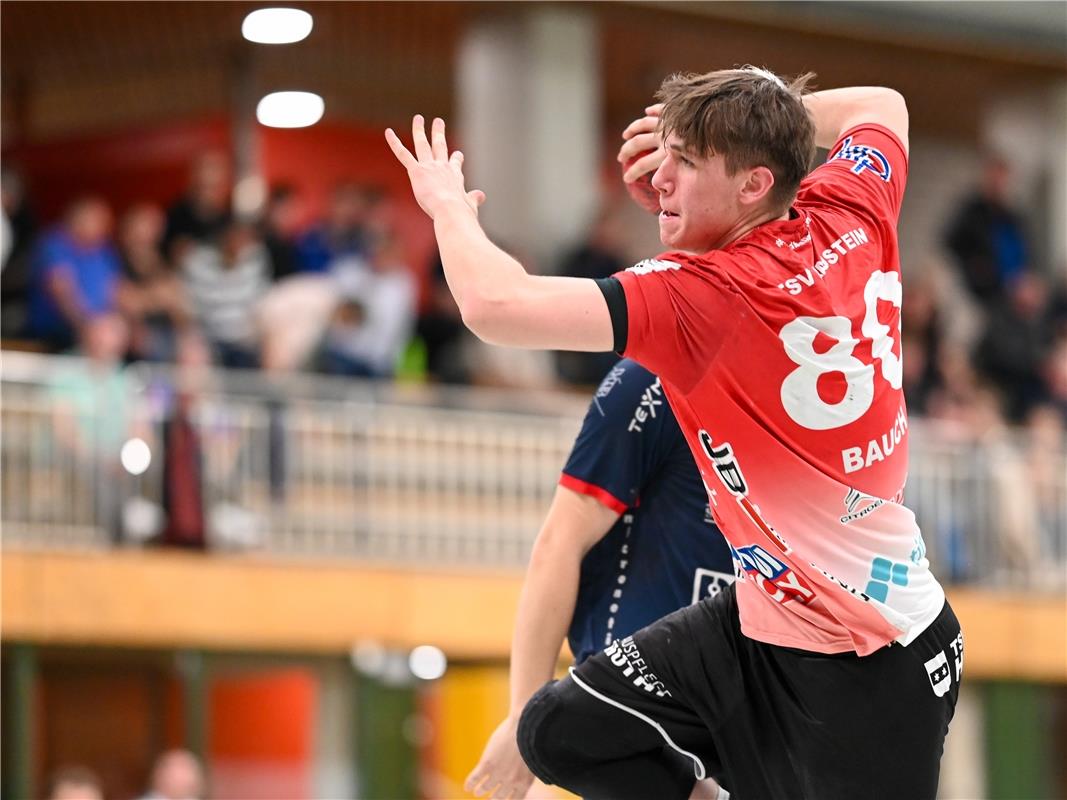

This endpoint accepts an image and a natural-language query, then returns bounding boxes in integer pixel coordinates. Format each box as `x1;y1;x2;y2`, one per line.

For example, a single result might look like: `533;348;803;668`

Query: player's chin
657;214;682;247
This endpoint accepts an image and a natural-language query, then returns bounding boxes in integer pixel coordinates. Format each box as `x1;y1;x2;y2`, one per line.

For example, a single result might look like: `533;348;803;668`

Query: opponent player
386;68;962;799
463;358;734;800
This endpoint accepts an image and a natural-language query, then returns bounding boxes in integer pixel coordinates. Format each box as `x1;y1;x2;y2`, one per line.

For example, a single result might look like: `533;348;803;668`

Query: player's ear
738;166;775;208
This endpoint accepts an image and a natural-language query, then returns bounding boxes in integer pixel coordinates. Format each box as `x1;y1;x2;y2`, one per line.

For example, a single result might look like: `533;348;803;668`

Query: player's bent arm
465;485;620;797
508;484;621;714
803;87;909;155
434;203;615;352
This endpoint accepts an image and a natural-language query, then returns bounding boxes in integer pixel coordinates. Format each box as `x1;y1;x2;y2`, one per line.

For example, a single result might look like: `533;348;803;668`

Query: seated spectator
415;249;469;383
1043;329;1067;422
138;750;204;800
261;183;305;282
52;313;150;541
321;229;416;378
296;182;377;273
117;203;191;362
945;154;1030;307
900;277;945;414
27;196;126;352
47;765;104;800
1;166;39;337
163;150;232;263
181;219;270;369
555;212;626;386
974;272;1054;422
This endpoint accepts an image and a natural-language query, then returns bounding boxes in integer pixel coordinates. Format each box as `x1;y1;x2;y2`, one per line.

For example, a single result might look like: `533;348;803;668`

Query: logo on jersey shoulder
830;135;892;183
840;488;886;525
628;376;664;432
627;258;681;276
691;569;734;604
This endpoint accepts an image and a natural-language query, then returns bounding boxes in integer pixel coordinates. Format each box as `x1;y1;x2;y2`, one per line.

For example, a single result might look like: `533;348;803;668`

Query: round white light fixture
120;437;152;476
408;645;447;681
256;91;324;128
242;8;313;44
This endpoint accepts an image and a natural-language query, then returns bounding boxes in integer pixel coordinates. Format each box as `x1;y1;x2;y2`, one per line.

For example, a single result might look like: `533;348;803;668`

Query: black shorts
547;582;962;800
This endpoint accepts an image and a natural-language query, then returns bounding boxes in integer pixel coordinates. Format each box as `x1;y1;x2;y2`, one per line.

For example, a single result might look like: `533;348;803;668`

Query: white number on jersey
778;269;903;431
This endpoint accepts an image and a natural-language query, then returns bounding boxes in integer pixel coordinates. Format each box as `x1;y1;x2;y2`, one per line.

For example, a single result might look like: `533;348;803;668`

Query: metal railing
2;352;1064;589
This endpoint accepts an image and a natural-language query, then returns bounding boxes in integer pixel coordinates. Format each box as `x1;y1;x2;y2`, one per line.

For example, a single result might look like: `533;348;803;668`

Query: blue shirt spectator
295;183;376;273
27;197;122;349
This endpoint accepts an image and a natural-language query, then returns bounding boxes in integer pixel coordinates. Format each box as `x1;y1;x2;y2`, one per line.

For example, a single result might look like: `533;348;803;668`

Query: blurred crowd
1;154;420;382
1;150;1064;578
3;150;1065;412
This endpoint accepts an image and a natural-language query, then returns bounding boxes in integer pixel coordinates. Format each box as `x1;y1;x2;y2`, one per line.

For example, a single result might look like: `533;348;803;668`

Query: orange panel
208;669;317;800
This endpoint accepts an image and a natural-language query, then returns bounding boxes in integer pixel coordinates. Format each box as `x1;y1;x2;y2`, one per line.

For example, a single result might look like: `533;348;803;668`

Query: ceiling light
256;91;324;128
242;8;313;44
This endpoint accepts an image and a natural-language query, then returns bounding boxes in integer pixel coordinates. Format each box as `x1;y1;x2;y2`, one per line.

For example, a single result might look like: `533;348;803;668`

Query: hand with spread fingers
464;716;535;800
386;115;486;220
617;103;666;184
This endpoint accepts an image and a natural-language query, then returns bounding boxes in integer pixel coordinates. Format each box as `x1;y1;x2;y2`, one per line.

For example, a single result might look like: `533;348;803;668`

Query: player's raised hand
618;103;665;183
464;717;535;800
386;115;486;220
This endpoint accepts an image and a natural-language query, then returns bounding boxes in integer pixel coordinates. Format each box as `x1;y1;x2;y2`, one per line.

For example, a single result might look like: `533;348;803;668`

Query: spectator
296;182;377;273
321;229;417;378
118;203;191;361
1;166;39;337
555;212;627;386
900;277;945;414
138;750;204;800
415;250;469;383
47;765;104;800
181;219;270;369
261;183;305;282
163;151;232;263
1043;329;1067;422
52;313;149;541
974;272;1054;422
27;196;125;352
945;154;1030;307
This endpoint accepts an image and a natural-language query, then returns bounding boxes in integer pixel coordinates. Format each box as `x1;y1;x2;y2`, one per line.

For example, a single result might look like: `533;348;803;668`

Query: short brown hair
656;67;816;212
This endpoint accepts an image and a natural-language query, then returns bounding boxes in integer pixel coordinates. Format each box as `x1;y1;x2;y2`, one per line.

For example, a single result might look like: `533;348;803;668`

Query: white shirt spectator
182;239;269;347
326;255;416;376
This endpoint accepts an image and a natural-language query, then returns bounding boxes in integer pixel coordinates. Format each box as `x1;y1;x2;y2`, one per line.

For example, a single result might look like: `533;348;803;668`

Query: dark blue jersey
561;359;734;664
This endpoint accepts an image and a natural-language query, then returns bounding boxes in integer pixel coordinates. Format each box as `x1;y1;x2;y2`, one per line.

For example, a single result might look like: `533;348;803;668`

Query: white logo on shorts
924;651;951;698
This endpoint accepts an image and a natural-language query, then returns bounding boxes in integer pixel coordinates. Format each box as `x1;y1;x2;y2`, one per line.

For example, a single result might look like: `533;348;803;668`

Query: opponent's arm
387;116;614;353
465;485;620;799
802;87;909;155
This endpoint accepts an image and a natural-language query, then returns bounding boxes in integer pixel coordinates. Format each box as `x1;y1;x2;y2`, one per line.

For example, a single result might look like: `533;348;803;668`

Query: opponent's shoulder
589;358;660;413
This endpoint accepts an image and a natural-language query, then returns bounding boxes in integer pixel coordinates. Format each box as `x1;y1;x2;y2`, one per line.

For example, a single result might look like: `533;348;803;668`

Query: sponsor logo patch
830;135;892;183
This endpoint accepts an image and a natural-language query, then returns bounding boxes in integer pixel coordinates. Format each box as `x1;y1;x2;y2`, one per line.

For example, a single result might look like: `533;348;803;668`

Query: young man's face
652;134;747;253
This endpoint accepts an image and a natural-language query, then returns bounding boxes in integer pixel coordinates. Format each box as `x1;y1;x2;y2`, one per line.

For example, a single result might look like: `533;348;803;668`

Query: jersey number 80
778;269;902;431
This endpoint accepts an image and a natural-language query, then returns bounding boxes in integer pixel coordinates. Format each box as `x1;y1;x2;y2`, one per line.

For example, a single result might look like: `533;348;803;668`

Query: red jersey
615;124;944;655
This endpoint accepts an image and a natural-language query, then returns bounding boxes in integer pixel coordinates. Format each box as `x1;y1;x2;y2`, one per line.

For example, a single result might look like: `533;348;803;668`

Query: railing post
9;642;38;800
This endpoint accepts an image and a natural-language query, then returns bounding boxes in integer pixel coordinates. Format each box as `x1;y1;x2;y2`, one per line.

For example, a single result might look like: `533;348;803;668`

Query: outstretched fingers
384;128;416;169
412;114;433;161
431;117;449;161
